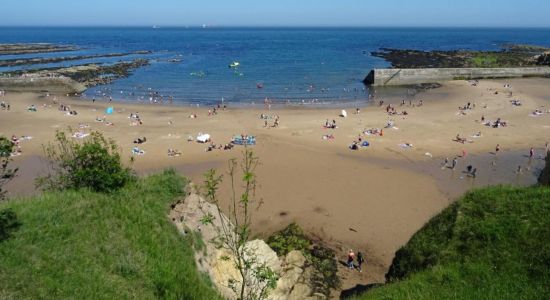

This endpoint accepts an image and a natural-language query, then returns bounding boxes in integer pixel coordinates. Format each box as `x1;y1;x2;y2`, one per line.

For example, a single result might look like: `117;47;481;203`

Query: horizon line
1;25;550;29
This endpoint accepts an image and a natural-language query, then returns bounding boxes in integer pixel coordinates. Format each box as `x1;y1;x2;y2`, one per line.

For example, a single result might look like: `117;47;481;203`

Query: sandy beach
1;78;549;287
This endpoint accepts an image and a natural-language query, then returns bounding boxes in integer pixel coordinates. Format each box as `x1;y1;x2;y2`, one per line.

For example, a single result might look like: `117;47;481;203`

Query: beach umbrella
105;107;114;114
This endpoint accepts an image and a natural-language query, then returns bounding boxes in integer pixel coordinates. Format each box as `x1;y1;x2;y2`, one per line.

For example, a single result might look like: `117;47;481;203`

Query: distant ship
152;25;160;29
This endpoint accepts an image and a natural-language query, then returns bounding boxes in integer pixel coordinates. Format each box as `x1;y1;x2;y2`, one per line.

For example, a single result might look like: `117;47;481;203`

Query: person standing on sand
452;157;458;170
357;252;365;273
347;250;355;269
495;144;500;155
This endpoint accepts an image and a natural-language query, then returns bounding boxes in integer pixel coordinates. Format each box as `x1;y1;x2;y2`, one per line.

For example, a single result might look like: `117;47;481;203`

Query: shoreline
1;77;549;288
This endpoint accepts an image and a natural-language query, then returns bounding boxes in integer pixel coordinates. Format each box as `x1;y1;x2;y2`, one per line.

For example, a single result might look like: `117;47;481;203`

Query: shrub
38;129;135;192
267;222;310;256
0;208;19;241
0;136;18;200
267;223;341;296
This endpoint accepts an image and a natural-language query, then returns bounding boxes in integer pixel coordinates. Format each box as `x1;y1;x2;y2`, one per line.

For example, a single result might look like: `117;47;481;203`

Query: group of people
346;249;366;272
1;101;10;110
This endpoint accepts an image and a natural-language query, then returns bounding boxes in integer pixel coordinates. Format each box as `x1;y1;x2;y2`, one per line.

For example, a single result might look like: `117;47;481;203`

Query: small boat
256;83;264;89
152;25;160;29
229;61;240;68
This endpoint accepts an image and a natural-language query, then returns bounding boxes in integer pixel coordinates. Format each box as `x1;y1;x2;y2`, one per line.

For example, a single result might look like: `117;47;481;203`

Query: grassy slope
357;186;550;300
0;170;220;300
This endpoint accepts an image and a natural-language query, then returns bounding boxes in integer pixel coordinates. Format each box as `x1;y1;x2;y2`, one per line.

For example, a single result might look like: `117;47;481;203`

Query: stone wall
0;76;87;94
364;67;550;86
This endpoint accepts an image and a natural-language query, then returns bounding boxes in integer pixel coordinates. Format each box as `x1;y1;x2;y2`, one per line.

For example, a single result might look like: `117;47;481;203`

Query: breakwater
364;67;550;86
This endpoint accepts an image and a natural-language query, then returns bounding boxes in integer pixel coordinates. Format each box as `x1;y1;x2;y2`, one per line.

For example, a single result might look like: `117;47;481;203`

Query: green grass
469;54;500;67
356;185;550;300
0;169;221;300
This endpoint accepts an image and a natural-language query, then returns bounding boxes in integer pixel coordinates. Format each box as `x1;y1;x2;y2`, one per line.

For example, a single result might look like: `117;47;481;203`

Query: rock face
170;192;321;300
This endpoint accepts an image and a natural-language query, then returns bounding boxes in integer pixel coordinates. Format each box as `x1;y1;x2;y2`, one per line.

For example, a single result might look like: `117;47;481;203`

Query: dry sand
1;78;549;288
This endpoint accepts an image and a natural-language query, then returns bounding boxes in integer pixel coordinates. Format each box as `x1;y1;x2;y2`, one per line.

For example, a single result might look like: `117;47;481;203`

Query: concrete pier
364;67;550;86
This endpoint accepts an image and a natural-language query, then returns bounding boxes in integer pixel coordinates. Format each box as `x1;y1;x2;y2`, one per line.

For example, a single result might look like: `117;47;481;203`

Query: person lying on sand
511;99;522;106
27;104;37;112
455;134;467;144
133;137;147;144
132;147;145;155
324;119;338;129
72;132;89;139
322;134;335;140
167;149;182;157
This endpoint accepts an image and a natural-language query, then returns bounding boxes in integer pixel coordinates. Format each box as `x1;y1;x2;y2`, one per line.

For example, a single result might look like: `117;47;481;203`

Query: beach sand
1;78;549;289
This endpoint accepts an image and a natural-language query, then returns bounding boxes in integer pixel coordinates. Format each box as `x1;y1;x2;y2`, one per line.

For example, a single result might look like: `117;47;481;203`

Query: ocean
1;27;550;106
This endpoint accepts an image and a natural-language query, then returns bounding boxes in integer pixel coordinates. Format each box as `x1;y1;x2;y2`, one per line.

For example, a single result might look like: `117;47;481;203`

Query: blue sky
1;0;549;27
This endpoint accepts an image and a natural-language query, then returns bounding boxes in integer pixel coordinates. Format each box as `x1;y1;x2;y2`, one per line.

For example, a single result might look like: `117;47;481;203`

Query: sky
1;0;549;27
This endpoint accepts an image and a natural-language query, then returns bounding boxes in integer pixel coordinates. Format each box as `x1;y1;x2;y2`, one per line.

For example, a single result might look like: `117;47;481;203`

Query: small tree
38;129;134;192
202;148;278;300
0;136;18;201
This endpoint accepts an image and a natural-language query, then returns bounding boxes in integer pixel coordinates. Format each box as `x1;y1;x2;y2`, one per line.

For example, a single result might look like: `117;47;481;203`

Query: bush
38;129;134;192
267;223;310;256
267;223;340;296
0;136;18;200
0;208;19;241
307;245;341;295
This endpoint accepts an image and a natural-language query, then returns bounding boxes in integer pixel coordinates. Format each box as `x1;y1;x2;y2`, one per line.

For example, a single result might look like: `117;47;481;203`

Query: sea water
1;27;549;106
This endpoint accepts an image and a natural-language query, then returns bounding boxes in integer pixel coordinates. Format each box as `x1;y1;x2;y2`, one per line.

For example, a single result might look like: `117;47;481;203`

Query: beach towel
232;135;256;146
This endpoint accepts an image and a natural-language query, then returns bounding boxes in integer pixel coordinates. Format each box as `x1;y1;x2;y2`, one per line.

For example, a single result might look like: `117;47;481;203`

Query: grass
0;169;221;300
469;53;500;67
354;185;550;300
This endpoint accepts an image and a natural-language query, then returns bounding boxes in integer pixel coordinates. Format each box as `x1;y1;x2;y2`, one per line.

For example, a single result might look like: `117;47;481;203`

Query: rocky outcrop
170;192;323;300
3;59;149;88
372;44;550;69
0;51;152;67
0;76;86;94
539;151;550;185
536;52;550;66
0;43;77;55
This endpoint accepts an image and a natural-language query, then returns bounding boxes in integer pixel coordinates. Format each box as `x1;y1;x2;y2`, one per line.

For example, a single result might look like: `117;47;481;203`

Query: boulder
170;192;320;300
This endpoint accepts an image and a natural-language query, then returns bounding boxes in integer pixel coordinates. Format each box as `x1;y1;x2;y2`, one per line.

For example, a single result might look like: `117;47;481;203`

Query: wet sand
1;78;549;287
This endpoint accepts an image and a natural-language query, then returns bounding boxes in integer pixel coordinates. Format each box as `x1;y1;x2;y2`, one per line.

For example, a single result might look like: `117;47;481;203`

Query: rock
269;266;304;299
245;239;282;274
170;193;320;300
289;283;312;300
286;250;307;268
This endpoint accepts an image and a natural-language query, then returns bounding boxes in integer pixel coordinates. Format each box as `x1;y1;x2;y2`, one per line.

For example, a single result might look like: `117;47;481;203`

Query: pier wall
364;67;550;86
0;76;87;94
